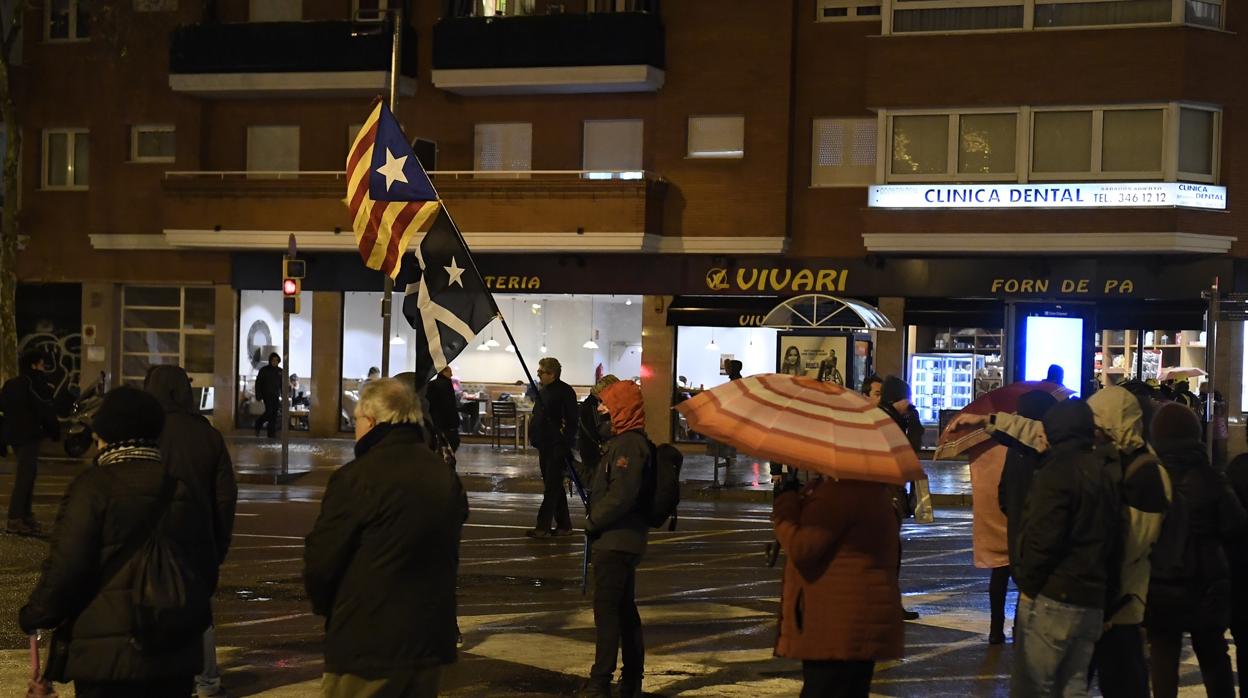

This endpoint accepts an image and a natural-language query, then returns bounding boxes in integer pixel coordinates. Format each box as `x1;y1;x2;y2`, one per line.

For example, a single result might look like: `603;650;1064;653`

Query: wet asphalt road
0;456;1225;696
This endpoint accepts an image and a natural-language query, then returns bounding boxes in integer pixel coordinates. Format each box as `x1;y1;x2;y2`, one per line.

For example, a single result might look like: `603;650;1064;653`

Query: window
1178;107;1217;179
888;112;1017;180
687;115;745;159
474;123;532;173
46;0;89;41
347;123;364;158
130;125;175;163
583;120;643;178
249;0;302;21
812;118;875;186
1030;107;1163;179
816;0;883;21
42;129;88;189
246;125;299;179
885;0;1221;33
121;286;216;389
353;0;391;21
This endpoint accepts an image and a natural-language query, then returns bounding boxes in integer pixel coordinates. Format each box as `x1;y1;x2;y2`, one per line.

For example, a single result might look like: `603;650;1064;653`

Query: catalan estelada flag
346;98;440;279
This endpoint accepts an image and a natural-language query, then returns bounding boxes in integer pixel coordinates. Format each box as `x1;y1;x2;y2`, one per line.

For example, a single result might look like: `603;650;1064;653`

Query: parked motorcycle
63;376;105;458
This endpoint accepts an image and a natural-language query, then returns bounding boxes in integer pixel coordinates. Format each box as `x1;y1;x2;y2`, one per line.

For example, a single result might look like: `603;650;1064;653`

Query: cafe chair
491;400;520;450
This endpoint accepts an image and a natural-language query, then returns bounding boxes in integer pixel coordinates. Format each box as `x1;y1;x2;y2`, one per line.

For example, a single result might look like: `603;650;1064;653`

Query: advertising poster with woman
777;335;851;387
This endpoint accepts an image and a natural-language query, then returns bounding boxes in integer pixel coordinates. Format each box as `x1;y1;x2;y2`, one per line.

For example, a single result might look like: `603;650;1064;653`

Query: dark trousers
255;398;279;438
535;445;572;532
75;676;192;698
989;565;1011;637
590;548;644;683
7;440;40;522
1089;624;1149;697
800;659;875;698
1231;619;1248;698
1147;626;1236;698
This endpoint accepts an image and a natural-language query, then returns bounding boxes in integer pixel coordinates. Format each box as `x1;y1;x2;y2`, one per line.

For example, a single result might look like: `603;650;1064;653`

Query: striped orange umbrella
674;374;924;486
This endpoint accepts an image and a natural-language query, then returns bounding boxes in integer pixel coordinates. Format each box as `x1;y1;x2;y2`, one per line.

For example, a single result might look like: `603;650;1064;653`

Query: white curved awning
762;294;895;331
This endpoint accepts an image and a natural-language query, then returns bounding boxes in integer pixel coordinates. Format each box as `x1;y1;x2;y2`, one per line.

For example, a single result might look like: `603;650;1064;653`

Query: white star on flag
444;257;465;287
376;148;409;191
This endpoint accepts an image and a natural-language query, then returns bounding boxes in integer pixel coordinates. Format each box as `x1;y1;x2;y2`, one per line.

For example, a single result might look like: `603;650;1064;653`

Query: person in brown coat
773;476;905;698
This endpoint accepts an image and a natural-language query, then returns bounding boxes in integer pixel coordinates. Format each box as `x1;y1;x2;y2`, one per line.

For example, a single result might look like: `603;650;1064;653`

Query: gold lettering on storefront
708;267;849;293
990;278;1135;295
483;275;541;290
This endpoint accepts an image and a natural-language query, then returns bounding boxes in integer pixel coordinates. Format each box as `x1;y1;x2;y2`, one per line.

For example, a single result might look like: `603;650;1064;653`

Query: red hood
599;380;646;434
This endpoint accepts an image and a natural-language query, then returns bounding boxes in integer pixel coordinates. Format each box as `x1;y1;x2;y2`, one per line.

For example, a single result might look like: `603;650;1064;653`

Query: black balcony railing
432;11;664;71
170;20;418;75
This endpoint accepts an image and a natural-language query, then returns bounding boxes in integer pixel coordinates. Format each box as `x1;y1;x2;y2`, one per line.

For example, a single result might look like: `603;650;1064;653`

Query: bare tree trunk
0;1;26;382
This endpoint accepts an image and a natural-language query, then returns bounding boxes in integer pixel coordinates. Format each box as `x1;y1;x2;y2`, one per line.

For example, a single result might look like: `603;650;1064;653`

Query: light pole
369;6;404;377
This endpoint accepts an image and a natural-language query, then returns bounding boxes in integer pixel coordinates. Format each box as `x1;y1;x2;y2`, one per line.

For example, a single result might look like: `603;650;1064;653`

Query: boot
575;678;612;698
619;674;643;698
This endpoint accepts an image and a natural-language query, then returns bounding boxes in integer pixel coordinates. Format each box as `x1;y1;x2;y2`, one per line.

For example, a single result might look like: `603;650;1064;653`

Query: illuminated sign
868;182;1227;210
704;266;849;293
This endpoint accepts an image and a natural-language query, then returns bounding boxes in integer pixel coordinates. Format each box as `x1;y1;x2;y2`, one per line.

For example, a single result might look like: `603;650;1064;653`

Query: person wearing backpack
579;380;650;698
1145;402;1245;698
19;386;217;697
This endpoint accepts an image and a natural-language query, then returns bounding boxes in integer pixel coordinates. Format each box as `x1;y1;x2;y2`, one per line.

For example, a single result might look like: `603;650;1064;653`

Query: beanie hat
880;375;910;405
1150;401;1202;445
92;386;166;444
1018;390;1059;420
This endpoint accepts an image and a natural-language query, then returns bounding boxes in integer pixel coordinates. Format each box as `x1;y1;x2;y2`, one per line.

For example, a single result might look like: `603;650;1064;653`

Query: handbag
246;399;266;417
27;634;59;697
911;478;936;524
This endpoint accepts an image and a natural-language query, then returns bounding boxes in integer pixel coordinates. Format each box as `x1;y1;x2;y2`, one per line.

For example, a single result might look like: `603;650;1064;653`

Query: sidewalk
224;435;972;504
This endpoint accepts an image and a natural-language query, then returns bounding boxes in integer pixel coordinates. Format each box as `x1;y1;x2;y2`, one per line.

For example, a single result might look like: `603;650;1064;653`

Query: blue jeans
1012;594;1104;697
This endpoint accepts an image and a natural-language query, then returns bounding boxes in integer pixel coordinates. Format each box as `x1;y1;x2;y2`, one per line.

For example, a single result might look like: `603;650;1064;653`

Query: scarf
95;439;162;467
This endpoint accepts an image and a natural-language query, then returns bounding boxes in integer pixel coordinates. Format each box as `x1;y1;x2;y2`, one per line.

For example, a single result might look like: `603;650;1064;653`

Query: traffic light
283;258;306;279
282;276;301;314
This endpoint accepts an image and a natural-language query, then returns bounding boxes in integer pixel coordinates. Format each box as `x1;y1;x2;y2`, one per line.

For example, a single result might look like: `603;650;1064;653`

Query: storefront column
212;285;238;434
1216;318;1245;462
80;282;118;390
309;291;343;437
875;297;906;378
641;295;674;444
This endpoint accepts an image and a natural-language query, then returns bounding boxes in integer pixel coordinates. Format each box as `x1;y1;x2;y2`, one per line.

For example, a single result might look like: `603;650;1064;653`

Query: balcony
431;11;665;95
168;20;418;98
113;171;668;252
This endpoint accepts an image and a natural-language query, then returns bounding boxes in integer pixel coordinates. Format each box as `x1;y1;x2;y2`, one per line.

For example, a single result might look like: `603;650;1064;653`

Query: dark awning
665;296;783;328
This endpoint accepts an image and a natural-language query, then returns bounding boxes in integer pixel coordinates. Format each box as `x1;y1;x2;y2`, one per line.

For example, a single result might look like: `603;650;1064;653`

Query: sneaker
524;528;551;539
575;679;612;698
902;609;920;621
551;528;576;537
619;675;643;698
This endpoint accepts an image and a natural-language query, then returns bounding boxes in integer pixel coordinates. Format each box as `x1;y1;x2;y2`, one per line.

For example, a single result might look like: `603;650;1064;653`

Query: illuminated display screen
1024;315;1084;397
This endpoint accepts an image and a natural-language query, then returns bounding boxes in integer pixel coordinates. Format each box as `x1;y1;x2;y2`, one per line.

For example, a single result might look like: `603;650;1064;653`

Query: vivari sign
868;182;1226;210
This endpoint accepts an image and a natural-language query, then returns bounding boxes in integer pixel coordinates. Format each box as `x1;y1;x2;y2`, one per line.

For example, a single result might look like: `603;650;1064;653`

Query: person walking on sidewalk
876;375;923;620
579;380;650;698
253;353;283;438
1011;399;1119;697
144;366;238;698
4;349;59;536
526;357;579;539
427;366;462;454
305;378;468;698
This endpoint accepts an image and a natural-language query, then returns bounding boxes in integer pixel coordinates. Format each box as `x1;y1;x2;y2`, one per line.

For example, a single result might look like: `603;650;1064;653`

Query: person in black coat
526;356;579;538
304;378;468;698
253;352;283;438
19;386;217;697
144;365;238;698
576;375;621;491
876;375;923;620
1146;402;1245;698
426;366;462;453
1223;452;1248;698
4;349;60;536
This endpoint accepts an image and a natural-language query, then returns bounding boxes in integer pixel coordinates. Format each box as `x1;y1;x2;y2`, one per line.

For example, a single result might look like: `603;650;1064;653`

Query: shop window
238;290;313;431
687;115;745;159
46;0;89;41
42;129;88;190
1178;107;1217;180
121;286;216;410
583;119;643;179
341;291;413;431
249;0;301;21
1030;107;1164;179
811;118;875;187
130;125;175;163
474;123;532;174
673;325;777;441
246;125;299;179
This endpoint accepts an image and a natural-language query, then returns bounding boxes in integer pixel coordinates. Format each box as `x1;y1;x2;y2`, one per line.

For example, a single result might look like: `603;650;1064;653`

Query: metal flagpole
379;6;403;377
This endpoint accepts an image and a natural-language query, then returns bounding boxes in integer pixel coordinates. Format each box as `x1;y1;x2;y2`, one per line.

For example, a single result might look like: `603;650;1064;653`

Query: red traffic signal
283;278;299;295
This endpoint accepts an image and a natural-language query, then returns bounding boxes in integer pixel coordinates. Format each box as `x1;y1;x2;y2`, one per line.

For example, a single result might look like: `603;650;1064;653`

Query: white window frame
811;117;877;187
120;286;216;388
1172;102;1220;184
45;0;88;42
686;115;746;160
883;108;1022;183
816;0;883;22
352;0;391;21
130;124;176;164
41;128;88;190
879;0;1223;35
582;119;644;179
1028;104;1167;182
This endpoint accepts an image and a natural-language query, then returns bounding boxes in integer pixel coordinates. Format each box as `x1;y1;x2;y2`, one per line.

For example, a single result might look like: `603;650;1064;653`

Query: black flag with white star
401;208;497;386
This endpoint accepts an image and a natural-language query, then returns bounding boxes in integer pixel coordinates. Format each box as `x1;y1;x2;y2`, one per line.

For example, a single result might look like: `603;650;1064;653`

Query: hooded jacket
993;391;1056;572
1087;385;1171;625
145;365;238;565
586;381;650;555
1015;399;1120;609
1;361;59;446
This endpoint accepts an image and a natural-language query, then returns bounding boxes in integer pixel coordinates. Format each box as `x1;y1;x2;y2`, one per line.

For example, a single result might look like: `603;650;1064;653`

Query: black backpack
645;441;683;530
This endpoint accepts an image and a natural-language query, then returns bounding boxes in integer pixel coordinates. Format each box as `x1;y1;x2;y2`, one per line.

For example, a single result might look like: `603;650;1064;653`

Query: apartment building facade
14;0;1246;447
